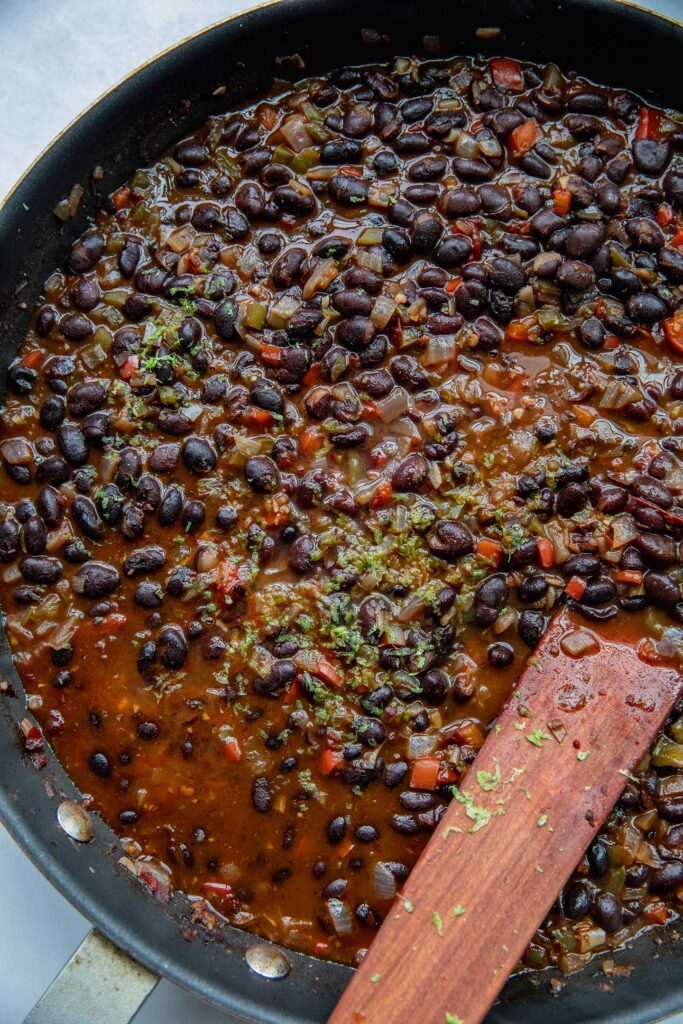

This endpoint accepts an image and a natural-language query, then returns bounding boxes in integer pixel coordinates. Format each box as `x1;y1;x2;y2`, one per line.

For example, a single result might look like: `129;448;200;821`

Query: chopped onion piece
423;335;456;366
600;380;642;410
407;733;439;760
610;514;638;549
370;294;396;330
373;862;398;900
302;258;339;300
326;898;353;935
355;247;383;272
280;114;313;153
560;629;598;658
392;416;421;439
376;387;409;422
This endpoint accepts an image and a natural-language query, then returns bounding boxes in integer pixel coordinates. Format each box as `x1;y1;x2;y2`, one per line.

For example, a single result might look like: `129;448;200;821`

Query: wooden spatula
329;609;682;1024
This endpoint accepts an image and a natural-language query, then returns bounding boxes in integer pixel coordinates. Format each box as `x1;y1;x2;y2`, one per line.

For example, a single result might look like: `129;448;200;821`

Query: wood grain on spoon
329;610;682;1024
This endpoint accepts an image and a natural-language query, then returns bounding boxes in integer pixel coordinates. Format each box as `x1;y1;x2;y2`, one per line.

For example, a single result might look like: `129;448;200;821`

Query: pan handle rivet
245;943;291;979
57;799;94;843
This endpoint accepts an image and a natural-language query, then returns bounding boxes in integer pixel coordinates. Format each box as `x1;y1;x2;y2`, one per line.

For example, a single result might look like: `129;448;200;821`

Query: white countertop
1;0;682;1020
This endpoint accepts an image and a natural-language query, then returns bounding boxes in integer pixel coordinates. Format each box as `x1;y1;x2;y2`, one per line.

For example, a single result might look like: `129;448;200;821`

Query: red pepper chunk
635;106;661;141
410;756;441;790
489;57;524;92
509;119;541;157
664;310;683;353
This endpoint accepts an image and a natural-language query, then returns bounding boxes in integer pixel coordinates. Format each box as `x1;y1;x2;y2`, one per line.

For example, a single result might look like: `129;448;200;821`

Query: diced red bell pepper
635;106;660;141
537;537;554;568
223;737;242;762
565;576;587;601
313;656;342;688
509;119;541;157
369;479;393;510
410;756;441;790
552;189;572;216
489;57;524;92
112;186;132;210
320;748;343;775
664;310;683;353
476;537;503;566
120;354;140;380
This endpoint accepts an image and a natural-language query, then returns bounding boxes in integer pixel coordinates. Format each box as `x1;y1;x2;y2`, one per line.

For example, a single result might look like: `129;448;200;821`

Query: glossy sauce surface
2;54;683;972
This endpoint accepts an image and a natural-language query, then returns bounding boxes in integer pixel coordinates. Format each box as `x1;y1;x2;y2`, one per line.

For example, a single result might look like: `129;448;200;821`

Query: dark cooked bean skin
4;51;683;973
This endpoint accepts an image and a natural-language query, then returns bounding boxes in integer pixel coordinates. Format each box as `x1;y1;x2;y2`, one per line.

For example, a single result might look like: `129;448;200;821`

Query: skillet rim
1;3;683;1022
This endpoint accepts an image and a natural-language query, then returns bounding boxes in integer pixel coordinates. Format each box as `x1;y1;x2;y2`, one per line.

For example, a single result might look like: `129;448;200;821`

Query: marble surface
0;0;682;1021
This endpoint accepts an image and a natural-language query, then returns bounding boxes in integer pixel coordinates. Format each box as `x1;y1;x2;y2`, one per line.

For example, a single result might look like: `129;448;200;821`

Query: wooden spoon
329;609;681;1024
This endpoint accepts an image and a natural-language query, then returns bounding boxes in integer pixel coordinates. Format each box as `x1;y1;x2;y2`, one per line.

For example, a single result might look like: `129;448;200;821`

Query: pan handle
23;928;158;1024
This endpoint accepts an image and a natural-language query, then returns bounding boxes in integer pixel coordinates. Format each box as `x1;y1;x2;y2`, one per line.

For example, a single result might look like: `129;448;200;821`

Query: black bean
627;292;668;323
252;776;272;813
488;642;514;667
633;139;672;176
562;879;592;919
181;436;217;475
587;840;609;876
72;495;102;540
664;167;683;209
557;482;587;517
89;751;111;779
519;573;548;603
289;533;319;574
0;520;20;562
594;892;622;932
433;234;472;268
411;213;443;253
644;571;680;606
419;669;448;705
649;860;683;893
391;454;429;492
20;556;62;585
321;139;362;164
134;581;164;609
381;227;412;263
175;141;210;167
518;609;546;647
122;545;166;577
56;424;88;466
68;230;105;274
427;520;474;561
336;316;377;352
245;456;280;493
326;816;347;843
118;238;142;277
74;561;119;598
637;533;677;564
68;381;106;418
120;502;145;540
158;625;188;669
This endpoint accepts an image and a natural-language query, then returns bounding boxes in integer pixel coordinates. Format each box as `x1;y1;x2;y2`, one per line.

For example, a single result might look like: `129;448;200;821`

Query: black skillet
1;1;683;1021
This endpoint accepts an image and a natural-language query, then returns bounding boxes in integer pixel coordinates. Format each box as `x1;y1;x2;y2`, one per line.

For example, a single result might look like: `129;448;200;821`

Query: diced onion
407;734;438;759
610;514;638;549
560;629;598;658
234;433;264;458
370;295;396;330
355;247;383;272
373;862;398;900
391;416;421;439
280;114;313;153
423;336;456;366
376;387;409;423
397;595;428;623
656;627;683;658
326;898;353;935
600;380;642;410
302;258;339;300
453;131;480;158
